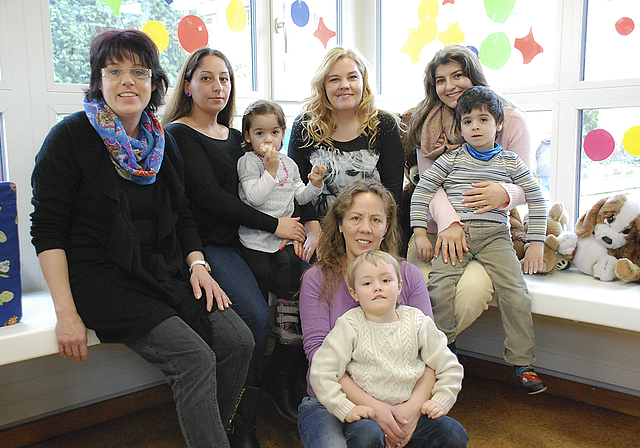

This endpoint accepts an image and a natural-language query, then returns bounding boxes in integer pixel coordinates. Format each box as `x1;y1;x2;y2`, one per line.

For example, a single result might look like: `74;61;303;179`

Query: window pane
583;1;640;82
272;0;338;101
49;0;254;91
527;110;553;202
580;108;640;216
380;0;557;100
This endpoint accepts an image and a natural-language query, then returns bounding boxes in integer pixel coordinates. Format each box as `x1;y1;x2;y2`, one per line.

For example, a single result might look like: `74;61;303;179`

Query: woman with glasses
30;30;253;448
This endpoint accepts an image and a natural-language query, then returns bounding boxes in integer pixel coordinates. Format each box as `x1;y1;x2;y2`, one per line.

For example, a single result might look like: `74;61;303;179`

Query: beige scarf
420;103;465;160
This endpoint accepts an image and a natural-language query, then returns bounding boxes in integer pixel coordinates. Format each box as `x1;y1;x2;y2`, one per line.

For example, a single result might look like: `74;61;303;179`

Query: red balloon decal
314;17;336;49
583;129;615;162
178;15;208;53
514;27;543;64
615;17;634;36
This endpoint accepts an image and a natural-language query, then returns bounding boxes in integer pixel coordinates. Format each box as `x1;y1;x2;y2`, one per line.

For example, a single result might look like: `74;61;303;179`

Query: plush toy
519;202;571;275
613;214;640;282
557;194;640;281
510;208;528;260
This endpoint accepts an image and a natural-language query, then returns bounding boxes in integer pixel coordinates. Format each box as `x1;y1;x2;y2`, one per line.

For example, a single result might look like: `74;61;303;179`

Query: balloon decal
484;0;515;24
583;129;615;162
227;0;247;32
314;17;336;49
479;32;511;70
514;27;544;64
143;21;170;53
291;0;310;27
178;15;209;53
98;0;123;16
622;126;640;156
615;17;635;36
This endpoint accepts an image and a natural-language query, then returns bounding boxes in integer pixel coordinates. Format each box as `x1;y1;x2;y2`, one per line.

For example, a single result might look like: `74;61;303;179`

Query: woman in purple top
298;180;467;448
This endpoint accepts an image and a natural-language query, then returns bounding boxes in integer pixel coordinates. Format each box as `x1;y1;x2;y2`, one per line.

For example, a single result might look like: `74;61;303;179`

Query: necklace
192;118;227;140
258;154;289;186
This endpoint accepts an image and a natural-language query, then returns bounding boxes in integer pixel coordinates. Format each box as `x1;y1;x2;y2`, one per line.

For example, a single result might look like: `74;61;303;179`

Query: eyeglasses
101;67;152;80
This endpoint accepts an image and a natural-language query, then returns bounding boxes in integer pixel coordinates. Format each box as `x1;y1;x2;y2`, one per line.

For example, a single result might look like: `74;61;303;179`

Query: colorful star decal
314;17;336;49
514;27;543;64
401;19;438;64
442;0;454;4
438;22;464;46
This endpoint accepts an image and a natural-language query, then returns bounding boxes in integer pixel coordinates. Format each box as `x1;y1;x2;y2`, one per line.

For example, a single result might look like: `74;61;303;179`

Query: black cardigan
31;112;207;342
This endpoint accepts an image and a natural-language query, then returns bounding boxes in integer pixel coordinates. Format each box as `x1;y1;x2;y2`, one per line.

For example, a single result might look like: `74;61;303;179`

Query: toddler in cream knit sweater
309;250;463;425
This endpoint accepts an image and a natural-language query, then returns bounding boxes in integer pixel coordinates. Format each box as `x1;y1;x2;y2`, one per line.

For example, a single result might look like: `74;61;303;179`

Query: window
48;0;255;91
271;0;339;101
379;0;558;102
579;107;640;215
583;0;640;82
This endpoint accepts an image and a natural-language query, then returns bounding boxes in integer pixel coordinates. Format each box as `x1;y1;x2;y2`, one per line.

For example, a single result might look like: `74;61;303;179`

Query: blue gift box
0;182;22;326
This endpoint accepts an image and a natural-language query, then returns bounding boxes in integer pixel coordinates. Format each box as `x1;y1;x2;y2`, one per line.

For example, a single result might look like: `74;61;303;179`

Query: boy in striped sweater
411;86;548;394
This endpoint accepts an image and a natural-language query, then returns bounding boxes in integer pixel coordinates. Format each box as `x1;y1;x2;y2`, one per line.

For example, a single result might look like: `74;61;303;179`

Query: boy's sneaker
514;365;548;395
272;299;302;345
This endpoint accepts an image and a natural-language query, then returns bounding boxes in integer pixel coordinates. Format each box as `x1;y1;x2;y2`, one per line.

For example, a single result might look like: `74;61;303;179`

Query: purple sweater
300;261;433;397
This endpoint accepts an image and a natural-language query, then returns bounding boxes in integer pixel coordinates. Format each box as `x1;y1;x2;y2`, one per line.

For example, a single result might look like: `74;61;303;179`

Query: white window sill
0;291;100;366
1;268;638;367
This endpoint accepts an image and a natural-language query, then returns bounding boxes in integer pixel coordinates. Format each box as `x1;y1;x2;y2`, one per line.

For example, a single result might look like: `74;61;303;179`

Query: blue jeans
125;312;254;448
204;244;270;385
298;397;468;448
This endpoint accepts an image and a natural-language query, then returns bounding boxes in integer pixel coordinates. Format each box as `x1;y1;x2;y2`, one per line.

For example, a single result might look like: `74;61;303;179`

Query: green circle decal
479;32;511;70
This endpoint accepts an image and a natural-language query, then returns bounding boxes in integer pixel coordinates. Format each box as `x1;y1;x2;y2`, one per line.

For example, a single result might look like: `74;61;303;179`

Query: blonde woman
288;47;404;261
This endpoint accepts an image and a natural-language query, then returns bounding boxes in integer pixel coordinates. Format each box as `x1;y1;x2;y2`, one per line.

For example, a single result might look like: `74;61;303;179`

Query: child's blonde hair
346;250;402;292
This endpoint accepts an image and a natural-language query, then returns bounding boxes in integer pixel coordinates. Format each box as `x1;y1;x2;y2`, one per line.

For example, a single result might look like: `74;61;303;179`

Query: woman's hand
56;311;89;363
187;252;230;311
190;264;230;311
461;181;509;213
435;222;468;266
275;217;306;243
366;401;409;447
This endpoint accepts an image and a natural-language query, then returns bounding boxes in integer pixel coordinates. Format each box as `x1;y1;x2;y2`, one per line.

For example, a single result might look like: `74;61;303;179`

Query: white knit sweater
309;306;463;422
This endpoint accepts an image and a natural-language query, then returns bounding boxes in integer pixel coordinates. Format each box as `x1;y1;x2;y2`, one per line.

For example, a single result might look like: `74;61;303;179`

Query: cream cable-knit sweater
310;306;463;422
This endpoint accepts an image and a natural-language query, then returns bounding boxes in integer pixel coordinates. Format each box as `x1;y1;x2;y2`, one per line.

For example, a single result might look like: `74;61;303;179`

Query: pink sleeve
418;156;461;232
496;107;533;210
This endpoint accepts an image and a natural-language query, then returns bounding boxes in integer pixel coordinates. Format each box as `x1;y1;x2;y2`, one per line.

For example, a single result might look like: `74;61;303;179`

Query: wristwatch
189;259;211;273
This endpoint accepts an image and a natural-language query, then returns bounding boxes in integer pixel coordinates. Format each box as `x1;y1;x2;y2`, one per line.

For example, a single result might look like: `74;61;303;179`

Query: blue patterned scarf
84;98;164;185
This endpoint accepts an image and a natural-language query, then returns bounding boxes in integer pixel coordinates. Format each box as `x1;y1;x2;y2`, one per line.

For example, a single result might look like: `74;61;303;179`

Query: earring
186;92;191;97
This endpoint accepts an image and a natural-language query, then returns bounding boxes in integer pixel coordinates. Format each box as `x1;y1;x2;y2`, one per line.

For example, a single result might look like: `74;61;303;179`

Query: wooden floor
5;356;640;448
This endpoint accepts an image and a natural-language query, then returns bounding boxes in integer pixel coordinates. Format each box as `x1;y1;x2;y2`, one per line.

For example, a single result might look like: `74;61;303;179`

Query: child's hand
308;164;327;188
261;144;279;178
421;400;446;419
345;405;375;423
414;230;434;262
523;241;544;274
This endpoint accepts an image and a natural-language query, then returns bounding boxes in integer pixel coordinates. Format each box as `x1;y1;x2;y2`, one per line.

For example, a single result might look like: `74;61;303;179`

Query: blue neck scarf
84;98;165;185
466;142;502;161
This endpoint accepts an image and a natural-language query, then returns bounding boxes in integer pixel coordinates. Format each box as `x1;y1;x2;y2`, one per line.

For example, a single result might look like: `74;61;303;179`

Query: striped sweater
411;143;546;243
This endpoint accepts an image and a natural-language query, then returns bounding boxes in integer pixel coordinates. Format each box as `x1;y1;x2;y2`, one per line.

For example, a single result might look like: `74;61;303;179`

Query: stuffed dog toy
613;214;640;282
557;194;640;281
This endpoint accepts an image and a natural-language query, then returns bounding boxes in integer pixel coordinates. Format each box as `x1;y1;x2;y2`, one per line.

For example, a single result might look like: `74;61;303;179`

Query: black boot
227;386;261;448
262;343;306;423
